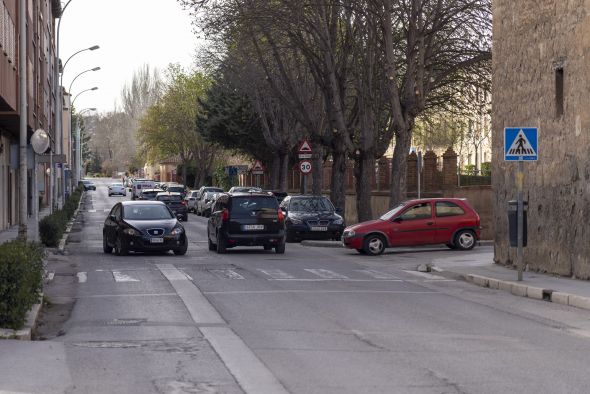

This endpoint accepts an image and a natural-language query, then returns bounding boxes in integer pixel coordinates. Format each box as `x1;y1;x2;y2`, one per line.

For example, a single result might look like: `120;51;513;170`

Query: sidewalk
0;206;51;244
432;251;590;310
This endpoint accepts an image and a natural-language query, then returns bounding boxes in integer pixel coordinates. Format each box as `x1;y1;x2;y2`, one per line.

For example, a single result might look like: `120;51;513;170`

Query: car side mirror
176;213;183;221
109;214;117;221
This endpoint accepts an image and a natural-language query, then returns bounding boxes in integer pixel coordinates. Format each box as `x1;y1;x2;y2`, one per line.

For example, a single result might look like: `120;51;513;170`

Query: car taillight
278;209;285;222
222;208;230;222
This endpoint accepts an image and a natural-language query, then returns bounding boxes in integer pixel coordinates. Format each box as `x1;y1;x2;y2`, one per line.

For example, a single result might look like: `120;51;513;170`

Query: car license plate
311;226;328;232
150;237;164;244
243;225;264;231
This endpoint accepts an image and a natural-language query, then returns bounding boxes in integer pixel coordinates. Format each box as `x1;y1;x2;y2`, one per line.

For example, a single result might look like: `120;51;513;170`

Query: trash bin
508;200;527;247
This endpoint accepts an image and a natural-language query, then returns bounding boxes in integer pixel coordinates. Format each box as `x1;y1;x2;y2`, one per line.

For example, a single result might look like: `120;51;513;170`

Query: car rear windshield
167;187;184;193
289;197;333;212
230;196;278;215
124;205;173;220
157;195;182;202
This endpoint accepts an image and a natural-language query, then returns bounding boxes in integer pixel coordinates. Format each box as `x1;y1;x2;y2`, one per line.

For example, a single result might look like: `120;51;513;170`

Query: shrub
0;241;45;330
39;186;84;246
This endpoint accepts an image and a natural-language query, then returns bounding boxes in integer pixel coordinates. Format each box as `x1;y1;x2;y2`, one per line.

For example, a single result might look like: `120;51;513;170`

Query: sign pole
417;151;422;199
517;160;524;281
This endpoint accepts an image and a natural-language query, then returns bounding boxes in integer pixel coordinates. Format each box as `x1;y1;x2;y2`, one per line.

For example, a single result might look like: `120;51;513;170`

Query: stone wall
493;0;590;277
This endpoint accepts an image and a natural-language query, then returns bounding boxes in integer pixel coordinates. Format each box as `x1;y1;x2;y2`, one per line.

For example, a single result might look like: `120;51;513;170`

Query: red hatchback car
342;198;481;256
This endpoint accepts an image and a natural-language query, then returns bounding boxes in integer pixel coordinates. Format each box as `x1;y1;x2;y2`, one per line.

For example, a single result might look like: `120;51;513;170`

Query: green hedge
0;241;45;330
39;186;84;247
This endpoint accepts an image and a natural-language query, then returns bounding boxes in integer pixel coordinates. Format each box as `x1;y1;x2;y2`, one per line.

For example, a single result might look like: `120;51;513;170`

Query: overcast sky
59;0;200;114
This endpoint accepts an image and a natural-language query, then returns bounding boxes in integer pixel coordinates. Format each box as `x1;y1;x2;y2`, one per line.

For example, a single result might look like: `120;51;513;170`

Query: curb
57;191;85;254
463;274;590;311
0;293;43;340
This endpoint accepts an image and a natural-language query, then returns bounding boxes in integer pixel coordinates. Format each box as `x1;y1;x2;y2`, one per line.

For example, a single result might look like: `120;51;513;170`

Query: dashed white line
304;269;349;279
257;269;295;279
112;271;140;282
88;209;96;213
77;272;87;283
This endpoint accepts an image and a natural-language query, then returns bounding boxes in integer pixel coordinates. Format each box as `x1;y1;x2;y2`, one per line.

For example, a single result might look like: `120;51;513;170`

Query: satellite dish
31;129;50;154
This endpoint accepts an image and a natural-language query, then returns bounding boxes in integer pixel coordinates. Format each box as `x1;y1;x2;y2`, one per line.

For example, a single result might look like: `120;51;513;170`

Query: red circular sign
299;160;312;174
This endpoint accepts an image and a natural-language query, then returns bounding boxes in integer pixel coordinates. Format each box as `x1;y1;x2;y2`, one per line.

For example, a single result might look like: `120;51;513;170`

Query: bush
39;186;84;246
0;241;45;330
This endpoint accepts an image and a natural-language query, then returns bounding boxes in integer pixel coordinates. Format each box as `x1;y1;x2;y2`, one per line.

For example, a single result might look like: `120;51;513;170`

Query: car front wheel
454;230;476;251
103;235;112;254
115;236;128;256
363;234;386;256
174;237;188;255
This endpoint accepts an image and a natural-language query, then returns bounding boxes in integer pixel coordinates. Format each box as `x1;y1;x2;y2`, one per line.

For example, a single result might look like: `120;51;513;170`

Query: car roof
121;200;165;206
228;192;275;197
156;191;181;196
142;188;164;192
404;198;467;204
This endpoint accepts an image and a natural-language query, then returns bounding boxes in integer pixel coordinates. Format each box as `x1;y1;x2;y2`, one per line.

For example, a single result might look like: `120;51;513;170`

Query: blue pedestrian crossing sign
504;127;538;161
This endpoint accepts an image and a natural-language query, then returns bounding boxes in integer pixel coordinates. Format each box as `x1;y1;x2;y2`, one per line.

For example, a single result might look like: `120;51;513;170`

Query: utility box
508;200;528;247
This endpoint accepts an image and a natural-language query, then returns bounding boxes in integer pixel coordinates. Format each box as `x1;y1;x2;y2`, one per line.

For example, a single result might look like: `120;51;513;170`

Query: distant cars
102;201;187;256
280;196;345;242
208;192;286;254
108;183;127;197
164;184;187;199
185;190;199;212
195;186;224;216
342;198;481;256
139;188;164;201
156;192;188;221
131;179;156;200
200;191;220;217
81;179;96;191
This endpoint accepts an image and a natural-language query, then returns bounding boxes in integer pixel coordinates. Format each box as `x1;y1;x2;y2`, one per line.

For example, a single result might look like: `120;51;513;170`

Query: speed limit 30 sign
299;160;312;174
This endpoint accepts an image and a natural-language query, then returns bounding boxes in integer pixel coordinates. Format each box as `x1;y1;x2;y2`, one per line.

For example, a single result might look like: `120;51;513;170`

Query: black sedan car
156;192;188;221
280;196;345;242
103;201;188;256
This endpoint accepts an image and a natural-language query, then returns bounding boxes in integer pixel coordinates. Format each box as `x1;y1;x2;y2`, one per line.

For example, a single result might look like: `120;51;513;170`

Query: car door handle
426;222;434;226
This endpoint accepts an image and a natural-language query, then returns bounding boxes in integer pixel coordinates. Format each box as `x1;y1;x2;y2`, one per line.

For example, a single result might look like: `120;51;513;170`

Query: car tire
275;242;286;254
103;235;112;254
115;236;128;256
108;193;112;197
356;248;367;255
454;230;476;251
208;235;216;251
446;243;457;250
362;234;386;256
174;238;188;256
216;233;227;254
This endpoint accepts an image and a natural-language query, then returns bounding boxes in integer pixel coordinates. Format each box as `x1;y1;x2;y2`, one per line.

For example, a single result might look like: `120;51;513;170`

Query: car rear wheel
216;233;227;254
275;242;286;254
356;249;366;255
446;243;457;250
103;235;112;254
208;235;216;251
363;234;386;256
454;230;476;251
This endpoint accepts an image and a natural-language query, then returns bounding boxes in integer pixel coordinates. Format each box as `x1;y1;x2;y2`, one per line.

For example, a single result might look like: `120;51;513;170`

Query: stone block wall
493;0;590;278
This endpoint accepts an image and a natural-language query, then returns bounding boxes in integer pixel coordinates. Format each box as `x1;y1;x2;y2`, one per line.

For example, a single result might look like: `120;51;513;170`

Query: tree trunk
389;128;412;206
279;152;289;192
312;146;324;195
330;148;347;217
182;163;188;186
270;153;281;190
355;153;374;222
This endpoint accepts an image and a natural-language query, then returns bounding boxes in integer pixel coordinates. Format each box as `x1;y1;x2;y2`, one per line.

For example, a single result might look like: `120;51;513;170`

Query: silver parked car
201;191;220;217
195;186;224;216
185;190;199;212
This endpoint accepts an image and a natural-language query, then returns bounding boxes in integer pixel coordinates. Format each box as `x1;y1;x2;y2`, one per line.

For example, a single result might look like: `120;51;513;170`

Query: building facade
0;0;61;231
492;1;590;277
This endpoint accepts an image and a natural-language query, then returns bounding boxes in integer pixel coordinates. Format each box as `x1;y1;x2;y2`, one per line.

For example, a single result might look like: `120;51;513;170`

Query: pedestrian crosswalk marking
356;269;400;280
112;271;140;282
88;209;96;213
77;272;87;283
304;269;349;280
257;269;295;279
209;269;245;280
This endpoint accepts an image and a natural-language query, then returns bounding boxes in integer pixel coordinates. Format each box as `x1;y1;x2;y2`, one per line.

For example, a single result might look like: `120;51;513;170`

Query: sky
59;0;200;114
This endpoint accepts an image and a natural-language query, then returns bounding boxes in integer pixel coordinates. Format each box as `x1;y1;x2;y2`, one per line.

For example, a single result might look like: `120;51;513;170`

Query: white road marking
305;269;349;279
103;208;111;212
402;270;449;280
268;278;403;282
257;269;295;279
77;272;87;283
156;264;288;394
46;272;55;281
88;209;96;213
209;269;245;280
204;290;438;295
356;269;400;280
112;271;140;282
77;293;177;298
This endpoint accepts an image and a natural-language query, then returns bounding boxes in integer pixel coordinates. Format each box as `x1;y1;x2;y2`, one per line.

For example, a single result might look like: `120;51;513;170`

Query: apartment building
0;0;61;230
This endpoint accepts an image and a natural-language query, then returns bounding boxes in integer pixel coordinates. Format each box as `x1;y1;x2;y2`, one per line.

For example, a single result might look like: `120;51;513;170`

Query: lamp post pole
17;0;27;240
73;107;96;186
71;89;97;186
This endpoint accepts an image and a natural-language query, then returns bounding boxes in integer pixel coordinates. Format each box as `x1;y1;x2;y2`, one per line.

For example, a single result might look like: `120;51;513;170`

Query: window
400;203;432;221
556;67;564;117
123;205;173;220
436;202;465;217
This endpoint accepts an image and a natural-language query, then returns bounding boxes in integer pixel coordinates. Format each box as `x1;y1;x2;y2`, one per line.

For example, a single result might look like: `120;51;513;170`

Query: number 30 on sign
299;160;312;174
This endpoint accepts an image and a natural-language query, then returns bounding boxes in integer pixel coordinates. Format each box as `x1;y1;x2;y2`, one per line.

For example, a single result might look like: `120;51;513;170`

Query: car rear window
157;195;182;202
435;201;465;217
124;205;173;220
168;187;184;193
230;196;278;215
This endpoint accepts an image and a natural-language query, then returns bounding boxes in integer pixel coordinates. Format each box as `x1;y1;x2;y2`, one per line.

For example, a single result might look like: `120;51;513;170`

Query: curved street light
72;87;98;108
68;67;100;94
60;45;100;86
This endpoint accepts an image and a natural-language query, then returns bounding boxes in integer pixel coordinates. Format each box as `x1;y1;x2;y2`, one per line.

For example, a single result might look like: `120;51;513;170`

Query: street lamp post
68;66;100;94
70;88;98;186
74;107;96;185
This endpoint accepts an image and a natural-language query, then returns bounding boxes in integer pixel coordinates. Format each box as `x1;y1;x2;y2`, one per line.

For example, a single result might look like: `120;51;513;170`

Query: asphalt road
10;177;590;394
